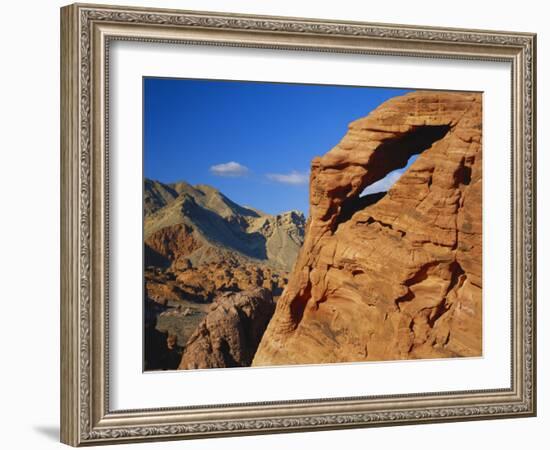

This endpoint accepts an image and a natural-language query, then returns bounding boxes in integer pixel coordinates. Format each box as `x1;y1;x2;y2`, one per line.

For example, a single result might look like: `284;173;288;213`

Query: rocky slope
253;91;482;366
143;180;305;370
144;298;184;370
144;180;305;272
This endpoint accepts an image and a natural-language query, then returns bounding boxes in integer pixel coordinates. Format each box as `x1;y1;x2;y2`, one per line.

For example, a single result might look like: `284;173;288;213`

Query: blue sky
144;78;412;215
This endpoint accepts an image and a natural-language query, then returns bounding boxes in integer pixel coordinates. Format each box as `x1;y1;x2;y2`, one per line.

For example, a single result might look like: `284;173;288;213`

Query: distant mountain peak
194;183;219;194
144;178;306;271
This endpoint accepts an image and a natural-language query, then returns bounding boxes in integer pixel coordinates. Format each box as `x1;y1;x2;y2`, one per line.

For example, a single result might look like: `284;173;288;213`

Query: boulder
179;288;275;369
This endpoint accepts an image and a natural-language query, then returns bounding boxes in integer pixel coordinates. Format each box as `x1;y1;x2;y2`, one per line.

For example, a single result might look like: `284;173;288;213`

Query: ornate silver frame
60;3;536;446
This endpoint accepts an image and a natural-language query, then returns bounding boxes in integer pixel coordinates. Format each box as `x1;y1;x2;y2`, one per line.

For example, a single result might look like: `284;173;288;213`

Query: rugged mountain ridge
253;91;483;366
144;179;305;272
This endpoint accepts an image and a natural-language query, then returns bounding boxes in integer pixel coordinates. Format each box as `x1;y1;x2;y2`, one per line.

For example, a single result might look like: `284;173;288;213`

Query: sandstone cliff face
179;288;275;369
145;223;203;264
253;91;482;366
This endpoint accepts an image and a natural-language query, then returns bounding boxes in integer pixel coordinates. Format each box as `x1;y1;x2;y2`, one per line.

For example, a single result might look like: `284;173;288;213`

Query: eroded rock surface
253;91;482;366
143;181;304;370
179;288;275;369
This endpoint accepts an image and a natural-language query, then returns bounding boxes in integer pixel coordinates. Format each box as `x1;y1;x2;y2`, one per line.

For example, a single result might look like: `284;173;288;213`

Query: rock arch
253;91;482;366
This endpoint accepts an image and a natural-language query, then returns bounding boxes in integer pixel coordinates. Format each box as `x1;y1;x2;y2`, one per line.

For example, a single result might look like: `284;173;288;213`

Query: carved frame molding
60;3;536;446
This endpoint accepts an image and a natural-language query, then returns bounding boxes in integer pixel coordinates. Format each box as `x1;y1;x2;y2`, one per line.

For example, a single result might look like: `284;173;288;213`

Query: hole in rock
335;124;451;228
455;164;472;186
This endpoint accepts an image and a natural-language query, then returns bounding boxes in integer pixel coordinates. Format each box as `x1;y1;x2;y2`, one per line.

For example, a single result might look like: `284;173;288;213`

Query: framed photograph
60;3;536;446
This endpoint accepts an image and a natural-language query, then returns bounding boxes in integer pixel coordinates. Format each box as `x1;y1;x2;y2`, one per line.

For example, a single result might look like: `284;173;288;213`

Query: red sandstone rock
179;288;275;369
145;224;202;263
253;91;482;366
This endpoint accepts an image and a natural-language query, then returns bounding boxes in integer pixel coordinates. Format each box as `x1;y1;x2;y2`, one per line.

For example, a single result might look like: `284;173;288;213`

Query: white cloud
266;171;309;185
361;170;403;196
209;161;249;177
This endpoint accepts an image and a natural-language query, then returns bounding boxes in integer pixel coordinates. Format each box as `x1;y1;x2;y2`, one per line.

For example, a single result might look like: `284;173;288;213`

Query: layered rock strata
253;91;482;366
